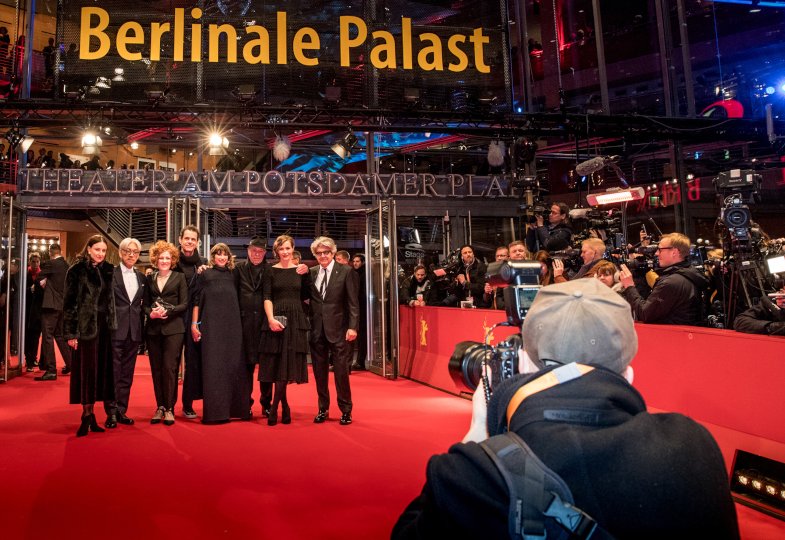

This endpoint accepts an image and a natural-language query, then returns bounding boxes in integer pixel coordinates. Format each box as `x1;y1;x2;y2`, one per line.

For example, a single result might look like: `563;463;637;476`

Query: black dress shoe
105;414;118;429
313;410;328;423
339;413;353;425
34;371;57;381
116;412;134;425
61;367;71;375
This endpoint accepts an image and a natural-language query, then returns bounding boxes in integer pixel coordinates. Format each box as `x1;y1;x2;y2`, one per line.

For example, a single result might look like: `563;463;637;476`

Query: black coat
144;271;188;336
733;295;785;335
63;259;117;341
621;259;708;325
112;265;146;342
526;222;573;253
393;368;739;540
38;256;69;311
235;259;268;363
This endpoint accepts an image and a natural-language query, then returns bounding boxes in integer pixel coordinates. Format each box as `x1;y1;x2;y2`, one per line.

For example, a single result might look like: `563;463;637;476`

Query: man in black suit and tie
309;236;359;426
106;237;146;427
35;243;71;381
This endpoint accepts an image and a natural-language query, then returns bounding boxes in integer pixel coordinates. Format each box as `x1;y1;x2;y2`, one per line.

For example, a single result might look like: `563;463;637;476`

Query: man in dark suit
309;236;359;426
106;237;146;427
351;253;368;371
35;243;71;380
235;236;273;416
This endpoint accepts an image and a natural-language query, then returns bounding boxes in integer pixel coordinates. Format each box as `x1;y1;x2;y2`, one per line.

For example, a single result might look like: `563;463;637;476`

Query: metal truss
1;99;780;143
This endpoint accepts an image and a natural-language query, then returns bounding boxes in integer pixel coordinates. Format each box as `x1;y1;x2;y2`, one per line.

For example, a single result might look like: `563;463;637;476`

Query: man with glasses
618;233;708;325
107;238;146;427
309;236;359;426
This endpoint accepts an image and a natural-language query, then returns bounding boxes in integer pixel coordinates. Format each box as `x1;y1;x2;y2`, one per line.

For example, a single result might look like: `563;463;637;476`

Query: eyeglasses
121;249;141;256
655;246;676;253
315;250;332;256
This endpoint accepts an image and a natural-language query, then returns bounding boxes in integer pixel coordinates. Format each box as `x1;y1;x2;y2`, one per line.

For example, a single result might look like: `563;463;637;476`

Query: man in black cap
236;236;310;416
393;279;739;539
235;236;273;416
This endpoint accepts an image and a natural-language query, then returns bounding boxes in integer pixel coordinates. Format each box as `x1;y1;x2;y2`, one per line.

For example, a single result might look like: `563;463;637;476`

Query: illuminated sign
79;8;492;74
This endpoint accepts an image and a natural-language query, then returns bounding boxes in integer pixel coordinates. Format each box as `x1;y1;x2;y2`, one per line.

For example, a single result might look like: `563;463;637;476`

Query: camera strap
480;431;615;540
505;363;594;427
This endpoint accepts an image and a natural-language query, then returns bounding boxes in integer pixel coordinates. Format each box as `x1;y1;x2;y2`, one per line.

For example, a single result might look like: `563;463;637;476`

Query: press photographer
436;245;486;307
552;238;607;282
393;279;739;539
619;233;708;325
525;202;573;253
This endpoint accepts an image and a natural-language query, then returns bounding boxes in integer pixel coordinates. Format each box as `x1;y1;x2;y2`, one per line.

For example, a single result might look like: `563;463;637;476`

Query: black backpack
480;432;616;540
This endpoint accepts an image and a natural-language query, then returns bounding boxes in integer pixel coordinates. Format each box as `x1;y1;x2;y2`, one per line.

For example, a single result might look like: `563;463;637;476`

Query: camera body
448;261;542;393
550;248;583;274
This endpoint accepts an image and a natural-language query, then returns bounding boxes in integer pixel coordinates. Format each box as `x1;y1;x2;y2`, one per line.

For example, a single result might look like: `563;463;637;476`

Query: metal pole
591;0;610;114
676;0;696;117
654;0;674;117
514;0;534;113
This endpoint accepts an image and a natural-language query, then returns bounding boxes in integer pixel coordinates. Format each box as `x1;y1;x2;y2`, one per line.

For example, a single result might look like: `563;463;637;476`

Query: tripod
720;250;768;328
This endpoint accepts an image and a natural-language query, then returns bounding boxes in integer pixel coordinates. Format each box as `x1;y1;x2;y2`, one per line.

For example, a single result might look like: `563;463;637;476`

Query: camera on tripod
713;169;761;247
448;261;542;393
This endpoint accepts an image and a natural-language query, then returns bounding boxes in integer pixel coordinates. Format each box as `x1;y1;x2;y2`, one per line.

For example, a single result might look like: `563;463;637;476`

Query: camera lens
448;341;492;393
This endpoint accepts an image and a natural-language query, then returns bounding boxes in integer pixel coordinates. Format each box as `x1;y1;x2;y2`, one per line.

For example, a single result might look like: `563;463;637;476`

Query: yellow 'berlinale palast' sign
79;8;492;74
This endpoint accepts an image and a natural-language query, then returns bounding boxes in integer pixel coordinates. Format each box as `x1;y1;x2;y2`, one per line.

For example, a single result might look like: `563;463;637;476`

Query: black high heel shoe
281;405;291;425
76;415;90;437
88;414;105;433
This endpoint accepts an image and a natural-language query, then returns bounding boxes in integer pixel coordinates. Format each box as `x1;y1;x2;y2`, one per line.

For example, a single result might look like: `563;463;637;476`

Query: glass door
365;199;398;379
1;195;26;382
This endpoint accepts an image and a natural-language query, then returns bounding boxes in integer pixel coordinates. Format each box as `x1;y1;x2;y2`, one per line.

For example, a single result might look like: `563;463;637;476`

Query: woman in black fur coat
63;235;117;437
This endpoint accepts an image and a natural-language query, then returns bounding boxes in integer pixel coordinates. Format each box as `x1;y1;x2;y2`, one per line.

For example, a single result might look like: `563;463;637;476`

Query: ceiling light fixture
331;129;358;159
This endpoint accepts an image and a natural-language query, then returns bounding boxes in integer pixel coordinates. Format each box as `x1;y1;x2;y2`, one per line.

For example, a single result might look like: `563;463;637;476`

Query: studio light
5;128;35;154
331;129;358;159
586;187;645;206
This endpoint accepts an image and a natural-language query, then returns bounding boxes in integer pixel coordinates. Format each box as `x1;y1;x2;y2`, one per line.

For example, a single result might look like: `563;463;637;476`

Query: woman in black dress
144;241;188;426
261;235;311;426
63;235;116;437
190;243;249;424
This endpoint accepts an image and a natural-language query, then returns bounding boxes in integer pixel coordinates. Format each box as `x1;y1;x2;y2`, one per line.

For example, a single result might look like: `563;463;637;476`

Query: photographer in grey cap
393;279;738;539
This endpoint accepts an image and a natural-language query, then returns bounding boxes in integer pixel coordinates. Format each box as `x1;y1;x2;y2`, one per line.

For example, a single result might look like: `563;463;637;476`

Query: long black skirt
69;318;114;405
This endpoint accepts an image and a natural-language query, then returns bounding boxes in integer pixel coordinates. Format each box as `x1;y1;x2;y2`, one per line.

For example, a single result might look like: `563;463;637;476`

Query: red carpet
2;358;783;539
0;357;471;540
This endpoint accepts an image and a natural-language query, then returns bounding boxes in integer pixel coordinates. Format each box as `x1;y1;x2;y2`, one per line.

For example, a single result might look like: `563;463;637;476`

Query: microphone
575;155;619;176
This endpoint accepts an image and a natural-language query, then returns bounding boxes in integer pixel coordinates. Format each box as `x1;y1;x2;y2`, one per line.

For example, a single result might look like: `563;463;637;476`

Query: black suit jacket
235;260;268;363
39;256;69;311
310;262;359;343
112;265;147;342
144;271;188;336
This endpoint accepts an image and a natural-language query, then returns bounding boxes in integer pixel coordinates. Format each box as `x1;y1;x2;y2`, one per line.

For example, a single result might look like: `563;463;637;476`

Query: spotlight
324;86;342;104
130;141;139;150
63;85;85;101
233;84;257;103
208;133;229;156
95;76;111;89
81;130;103;155
331;129;358;159
144;86;169;104
5;128;35;154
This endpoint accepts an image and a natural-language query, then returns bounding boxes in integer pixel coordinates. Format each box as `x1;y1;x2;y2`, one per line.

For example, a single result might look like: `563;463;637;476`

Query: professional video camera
713;169;762;250
549;247;583;273
513;175;550;224
614;244;659;272
448;261;542;395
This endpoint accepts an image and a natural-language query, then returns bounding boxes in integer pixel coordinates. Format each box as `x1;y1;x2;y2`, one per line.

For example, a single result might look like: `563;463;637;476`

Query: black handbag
154;296;176;314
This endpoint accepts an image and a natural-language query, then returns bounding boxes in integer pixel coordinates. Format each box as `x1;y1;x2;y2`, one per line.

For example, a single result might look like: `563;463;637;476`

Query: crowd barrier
399;305;785;469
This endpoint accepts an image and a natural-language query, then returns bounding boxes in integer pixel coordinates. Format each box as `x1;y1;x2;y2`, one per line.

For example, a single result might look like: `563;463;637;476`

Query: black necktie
320;267;328;298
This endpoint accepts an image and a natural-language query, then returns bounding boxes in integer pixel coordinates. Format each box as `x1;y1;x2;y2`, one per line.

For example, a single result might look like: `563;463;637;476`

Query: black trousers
181;312;203;408
24;310;42;367
147;333;184;411
355;315;368;366
39;308;72;373
110;338;140;414
246;363;273;411
310;332;352;414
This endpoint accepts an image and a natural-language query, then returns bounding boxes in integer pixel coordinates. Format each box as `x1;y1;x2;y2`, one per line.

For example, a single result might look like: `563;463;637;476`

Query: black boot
76;415;90;437
268;381;285;426
281;384;291;424
88;414;105;433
